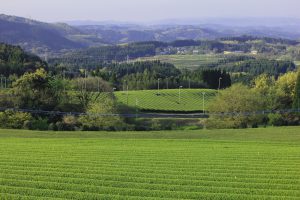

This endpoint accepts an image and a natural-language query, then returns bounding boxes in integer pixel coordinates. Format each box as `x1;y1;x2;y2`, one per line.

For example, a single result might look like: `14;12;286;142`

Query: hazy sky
0;0;299;22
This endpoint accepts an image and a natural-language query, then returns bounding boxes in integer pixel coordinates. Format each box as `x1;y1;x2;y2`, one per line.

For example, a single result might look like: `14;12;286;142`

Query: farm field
115;89;217;112
0;127;299;199
139;54;223;70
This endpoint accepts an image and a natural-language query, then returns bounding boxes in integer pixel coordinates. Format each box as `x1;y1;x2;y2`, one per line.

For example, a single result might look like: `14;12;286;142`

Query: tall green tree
293;71;300;110
207;84;264;128
12;68;64;110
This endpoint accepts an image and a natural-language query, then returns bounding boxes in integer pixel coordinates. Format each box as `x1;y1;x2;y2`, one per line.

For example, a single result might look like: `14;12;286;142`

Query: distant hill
1;14;300;57
0;14;87;52
76;25;224;44
0;14;108;56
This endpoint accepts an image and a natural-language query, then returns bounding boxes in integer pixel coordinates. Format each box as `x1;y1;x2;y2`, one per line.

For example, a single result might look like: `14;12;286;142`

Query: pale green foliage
268;113;285;126
12;68;64;110
78;96;124;130
0;110;32;129
253;74;278;109
253;72;298;109
276;71;298;108
253;74;275;95
207;84;264;128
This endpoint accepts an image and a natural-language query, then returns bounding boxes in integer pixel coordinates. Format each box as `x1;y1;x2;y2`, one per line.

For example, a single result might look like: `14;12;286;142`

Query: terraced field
115;89;217;112
139;54;223;70
0;127;299;199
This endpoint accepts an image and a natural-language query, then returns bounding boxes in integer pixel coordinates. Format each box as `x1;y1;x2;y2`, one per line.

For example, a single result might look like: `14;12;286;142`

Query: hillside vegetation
0;43;47;76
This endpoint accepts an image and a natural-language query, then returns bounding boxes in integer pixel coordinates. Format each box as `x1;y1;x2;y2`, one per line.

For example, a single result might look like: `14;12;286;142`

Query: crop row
0;171;299;194
0;138;299;199
0;179;299;200
0;163;299;183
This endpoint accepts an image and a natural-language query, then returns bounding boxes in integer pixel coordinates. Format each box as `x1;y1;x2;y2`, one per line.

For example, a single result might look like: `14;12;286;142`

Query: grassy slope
139;54;222;70
0;127;299;199
115;89;216;112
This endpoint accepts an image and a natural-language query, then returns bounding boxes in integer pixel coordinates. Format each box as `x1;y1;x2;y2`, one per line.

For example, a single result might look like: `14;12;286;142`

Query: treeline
91;61;231;90
49;43;157;70
220;35;299;45
0;43;47;76
207;71;300;129
223;59;295;76
218;59;296;83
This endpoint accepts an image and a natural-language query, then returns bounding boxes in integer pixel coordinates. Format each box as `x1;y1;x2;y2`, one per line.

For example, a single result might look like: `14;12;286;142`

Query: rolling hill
0;14;86;52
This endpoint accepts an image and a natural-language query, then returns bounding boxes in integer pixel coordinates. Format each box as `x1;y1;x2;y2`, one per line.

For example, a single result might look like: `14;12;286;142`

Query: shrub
29;118;49;130
207;84;264;129
78;97;125;131
0;110;32;129
48;123;57;131
268;113;286;126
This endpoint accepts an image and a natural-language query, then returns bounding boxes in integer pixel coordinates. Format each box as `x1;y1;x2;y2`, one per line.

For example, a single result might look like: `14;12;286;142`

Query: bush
78;97;125;131
207;84;264;129
0;110;32;129
48;123;57;131
205;118;237;129
29;118;49;130
55;122;64;131
268;113;286;126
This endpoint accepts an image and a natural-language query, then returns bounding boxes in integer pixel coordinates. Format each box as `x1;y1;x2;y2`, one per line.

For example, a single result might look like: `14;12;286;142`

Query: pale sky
0;0;299;23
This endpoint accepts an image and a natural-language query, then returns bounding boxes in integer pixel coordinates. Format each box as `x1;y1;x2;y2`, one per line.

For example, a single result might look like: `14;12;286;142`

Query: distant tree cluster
0;43;47;76
91;61;231;90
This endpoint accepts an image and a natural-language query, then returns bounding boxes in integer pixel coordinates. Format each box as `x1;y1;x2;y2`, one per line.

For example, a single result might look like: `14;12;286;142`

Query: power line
0;107;299;119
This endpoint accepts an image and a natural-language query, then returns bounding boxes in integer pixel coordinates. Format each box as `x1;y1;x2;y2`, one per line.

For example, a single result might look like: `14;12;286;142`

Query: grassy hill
115;89;217;112
0;14;86;52
139;54;224;70
0;127;299;199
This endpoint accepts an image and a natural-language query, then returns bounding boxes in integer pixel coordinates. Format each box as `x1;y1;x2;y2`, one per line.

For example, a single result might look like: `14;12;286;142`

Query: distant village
156;46;258;56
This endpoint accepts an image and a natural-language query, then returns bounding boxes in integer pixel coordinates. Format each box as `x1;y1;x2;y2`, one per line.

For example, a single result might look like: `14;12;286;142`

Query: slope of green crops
115;89;217;112
139;54;223;70
0;127;299;199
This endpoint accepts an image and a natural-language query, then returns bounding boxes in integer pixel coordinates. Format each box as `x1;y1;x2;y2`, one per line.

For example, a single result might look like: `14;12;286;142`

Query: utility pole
135;98;139;118
157;78;161;95
218;77;222;92
189;79;191;89
112;87;116;98
166;78;169;89
202;92;206;115
179;86;183;103
126;85;129;105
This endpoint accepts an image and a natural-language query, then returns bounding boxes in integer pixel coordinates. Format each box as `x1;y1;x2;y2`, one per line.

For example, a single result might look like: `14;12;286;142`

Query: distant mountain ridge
1;14;300;57
0;14;85;51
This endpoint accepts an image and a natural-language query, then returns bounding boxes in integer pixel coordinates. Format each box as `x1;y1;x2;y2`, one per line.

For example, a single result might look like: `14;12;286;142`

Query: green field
139;54;223;70
115;89;217;112
0;127;299;199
